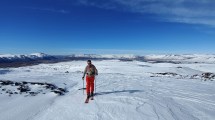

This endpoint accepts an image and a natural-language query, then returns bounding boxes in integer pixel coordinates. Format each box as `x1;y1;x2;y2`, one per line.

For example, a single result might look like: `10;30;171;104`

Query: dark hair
87;60;91;63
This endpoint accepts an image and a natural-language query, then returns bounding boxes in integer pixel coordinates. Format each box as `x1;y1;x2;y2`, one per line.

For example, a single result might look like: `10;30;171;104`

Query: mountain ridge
1;53;215;68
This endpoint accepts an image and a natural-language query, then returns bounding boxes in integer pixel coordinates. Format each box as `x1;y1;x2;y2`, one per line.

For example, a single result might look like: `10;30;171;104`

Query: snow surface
0;59;215;120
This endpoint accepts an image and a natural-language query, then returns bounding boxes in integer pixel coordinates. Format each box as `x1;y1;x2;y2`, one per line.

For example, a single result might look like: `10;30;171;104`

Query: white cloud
77;0;215;26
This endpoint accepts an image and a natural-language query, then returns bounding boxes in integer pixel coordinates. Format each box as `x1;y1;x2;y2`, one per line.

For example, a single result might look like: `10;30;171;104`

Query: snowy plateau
0;53;215;120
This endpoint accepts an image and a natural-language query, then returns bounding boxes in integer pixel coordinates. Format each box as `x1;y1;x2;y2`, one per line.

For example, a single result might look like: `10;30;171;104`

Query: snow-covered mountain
0;53;50;60
28;53;50;58
63;54;215;63
0;53;57;68
144;54;215;64
70;54;137;59
0;53;138;68
1;53;215;63
1;53;215;68
64;54;215;63
0;53;136;60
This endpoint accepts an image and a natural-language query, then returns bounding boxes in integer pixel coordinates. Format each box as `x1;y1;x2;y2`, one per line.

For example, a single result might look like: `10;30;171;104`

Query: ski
91;97;94;100
85;98;90;103
90;93;95;100
85;95;94;103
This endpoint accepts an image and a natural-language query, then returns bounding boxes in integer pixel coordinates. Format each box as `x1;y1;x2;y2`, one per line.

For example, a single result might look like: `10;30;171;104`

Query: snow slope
0;60;215;120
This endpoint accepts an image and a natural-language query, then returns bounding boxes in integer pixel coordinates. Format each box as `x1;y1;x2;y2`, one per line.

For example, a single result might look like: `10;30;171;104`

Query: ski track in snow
0;60;215;120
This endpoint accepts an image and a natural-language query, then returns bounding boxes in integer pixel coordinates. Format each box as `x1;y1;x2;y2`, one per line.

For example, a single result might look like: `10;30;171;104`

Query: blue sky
0;0;215;55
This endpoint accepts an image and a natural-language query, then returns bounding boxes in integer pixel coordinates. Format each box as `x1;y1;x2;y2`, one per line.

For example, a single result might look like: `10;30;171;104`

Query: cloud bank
76;0;215;26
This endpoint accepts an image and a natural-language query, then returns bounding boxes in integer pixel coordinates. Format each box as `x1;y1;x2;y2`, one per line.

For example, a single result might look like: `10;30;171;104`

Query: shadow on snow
95;90;144;96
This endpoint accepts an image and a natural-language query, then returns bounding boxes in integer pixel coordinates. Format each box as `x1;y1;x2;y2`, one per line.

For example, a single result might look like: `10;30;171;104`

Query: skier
82;60;98;103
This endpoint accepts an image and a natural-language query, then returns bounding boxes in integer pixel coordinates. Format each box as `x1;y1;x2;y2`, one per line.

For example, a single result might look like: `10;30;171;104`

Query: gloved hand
82;77;84;80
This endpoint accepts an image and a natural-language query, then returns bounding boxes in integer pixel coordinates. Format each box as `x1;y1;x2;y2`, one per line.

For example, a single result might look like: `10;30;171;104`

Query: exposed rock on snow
150;72;183;78
191;72;215;81
0;80;67;96
150;72;215;81
202;72;215;80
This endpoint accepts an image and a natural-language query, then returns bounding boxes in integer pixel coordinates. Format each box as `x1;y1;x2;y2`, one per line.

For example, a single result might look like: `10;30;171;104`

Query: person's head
87;60;91;65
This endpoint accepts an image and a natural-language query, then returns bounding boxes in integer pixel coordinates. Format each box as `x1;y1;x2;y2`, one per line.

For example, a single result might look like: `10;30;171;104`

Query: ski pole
95;76;96;95
83;78;84;95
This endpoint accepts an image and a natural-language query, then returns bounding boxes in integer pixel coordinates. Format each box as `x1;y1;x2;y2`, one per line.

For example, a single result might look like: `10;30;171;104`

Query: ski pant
86;76;95;95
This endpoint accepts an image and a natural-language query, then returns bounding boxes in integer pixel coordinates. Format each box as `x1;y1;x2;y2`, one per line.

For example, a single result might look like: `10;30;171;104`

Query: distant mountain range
0;53;58;67
0;53;54;61
0;53;138;68
0;53;215;68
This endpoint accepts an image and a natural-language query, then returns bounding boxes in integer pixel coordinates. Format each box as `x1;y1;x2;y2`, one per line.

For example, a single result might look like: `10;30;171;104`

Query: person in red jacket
82;60;98;100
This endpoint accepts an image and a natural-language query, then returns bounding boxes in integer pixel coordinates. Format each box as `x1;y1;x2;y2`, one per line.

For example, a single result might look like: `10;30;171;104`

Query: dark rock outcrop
0;80;67;96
